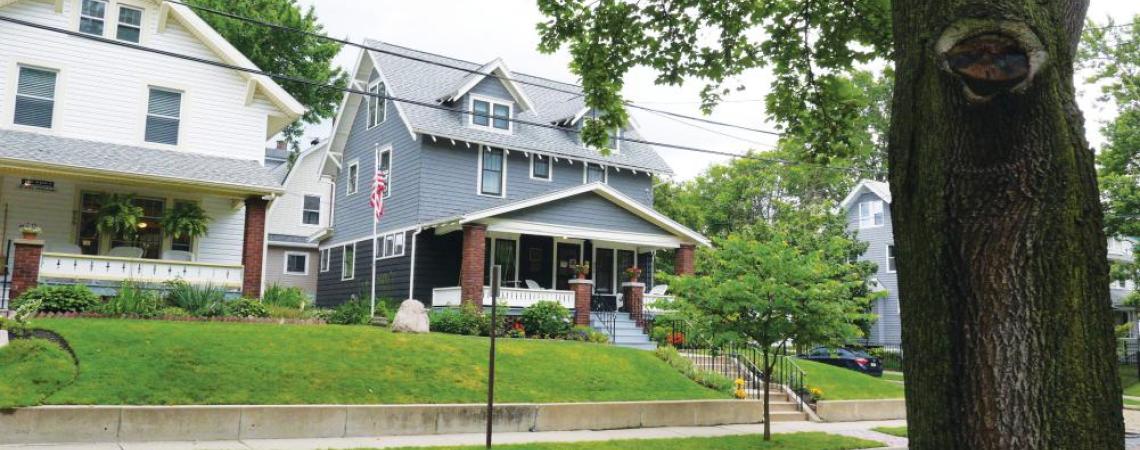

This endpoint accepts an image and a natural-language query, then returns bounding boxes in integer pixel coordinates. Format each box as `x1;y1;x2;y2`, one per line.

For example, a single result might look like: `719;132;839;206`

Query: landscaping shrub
164;281;226;317
567;325;611;344
429;304;484;335
655;346;733;395
324;297;372;325
158;307;191;318
262;284;309;309
98;281;163;317
519;301;571;338
226;299;269;318
13;285;99;313
0;317;30;337
266;304;318;320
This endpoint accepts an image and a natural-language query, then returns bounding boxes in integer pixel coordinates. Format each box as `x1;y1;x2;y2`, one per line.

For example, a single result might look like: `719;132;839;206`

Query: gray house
315;41;708;338
842;180;1139;345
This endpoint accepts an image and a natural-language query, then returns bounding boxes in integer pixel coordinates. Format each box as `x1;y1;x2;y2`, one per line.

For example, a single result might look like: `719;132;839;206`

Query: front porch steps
590;312;657;351
680;351;811;422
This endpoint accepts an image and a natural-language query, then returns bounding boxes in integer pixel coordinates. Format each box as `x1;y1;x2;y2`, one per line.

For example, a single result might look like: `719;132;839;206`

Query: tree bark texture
889;1;1123;449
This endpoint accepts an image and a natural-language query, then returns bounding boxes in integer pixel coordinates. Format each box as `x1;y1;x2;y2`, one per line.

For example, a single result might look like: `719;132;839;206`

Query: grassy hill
794;359;905;400
2;319;725;407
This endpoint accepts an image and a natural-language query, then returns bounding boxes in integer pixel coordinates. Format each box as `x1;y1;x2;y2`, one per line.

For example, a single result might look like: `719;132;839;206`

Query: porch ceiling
0;129;284;195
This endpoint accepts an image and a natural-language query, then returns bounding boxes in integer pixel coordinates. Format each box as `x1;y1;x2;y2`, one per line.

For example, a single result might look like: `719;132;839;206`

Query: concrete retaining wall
814;399;907;422
0;400;765;444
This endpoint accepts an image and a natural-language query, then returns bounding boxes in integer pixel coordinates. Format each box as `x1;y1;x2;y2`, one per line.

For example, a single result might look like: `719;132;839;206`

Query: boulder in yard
0;330;8;348
391;299;429;333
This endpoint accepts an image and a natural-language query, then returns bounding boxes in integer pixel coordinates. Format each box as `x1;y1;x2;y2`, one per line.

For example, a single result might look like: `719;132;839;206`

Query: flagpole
370;147;378;318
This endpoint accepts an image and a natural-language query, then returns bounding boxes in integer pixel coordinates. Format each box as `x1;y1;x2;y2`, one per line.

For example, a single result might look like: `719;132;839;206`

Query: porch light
138;222;148;229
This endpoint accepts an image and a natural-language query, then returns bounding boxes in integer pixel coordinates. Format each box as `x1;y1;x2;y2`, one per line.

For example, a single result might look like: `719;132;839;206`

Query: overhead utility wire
164;0;783;137
0;14;881;176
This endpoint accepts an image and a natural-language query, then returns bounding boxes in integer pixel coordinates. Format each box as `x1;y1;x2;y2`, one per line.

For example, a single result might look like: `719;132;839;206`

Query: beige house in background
264;141;335;297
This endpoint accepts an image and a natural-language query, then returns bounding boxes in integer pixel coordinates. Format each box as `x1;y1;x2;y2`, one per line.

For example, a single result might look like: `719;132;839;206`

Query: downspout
407;227;424;300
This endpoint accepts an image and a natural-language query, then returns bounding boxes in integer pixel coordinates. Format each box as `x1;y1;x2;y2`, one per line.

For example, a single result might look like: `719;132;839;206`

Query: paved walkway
0;420;909;450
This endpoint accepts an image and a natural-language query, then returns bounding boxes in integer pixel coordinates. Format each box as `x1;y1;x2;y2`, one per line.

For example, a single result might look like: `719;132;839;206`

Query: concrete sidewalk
0;420;909;450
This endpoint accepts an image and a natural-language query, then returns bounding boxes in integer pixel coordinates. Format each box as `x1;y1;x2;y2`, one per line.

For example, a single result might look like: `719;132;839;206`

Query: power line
642;108;777;149
164;0;784;137
0;13;882;176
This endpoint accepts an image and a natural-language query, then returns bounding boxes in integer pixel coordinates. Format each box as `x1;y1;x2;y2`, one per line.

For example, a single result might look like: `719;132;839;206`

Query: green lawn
368;432;884;449
1122;366;1140;397
871;426;907;438
881;371;904;383
25;319;725;406
793;359;905;400
0;339;76;407
1125;397;1140;407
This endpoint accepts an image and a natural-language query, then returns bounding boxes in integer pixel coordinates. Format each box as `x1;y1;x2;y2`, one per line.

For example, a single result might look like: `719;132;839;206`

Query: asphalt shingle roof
0;129;282;191
365;40;674;175
268;234;310;244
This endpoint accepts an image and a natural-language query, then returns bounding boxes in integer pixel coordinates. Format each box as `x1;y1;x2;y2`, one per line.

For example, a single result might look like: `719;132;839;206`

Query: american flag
369;169;387;221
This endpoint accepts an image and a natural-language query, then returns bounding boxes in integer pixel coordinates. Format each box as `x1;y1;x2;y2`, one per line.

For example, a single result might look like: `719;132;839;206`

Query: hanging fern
95;193;144;240
161;201;210;240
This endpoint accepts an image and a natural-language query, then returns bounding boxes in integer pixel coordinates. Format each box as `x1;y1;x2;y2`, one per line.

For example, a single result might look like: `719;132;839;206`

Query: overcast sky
295;0;1140;181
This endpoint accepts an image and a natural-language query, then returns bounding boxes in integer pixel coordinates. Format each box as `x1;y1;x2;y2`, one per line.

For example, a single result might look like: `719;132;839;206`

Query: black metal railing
590;294;617;343
0;239;11;311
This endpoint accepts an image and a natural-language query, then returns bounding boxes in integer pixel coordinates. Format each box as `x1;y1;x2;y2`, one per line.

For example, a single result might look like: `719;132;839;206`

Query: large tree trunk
889;1;1123;448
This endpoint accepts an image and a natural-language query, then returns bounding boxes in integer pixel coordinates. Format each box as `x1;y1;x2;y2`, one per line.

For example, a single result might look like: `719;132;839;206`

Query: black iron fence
589;294;617;343
0;239;10;311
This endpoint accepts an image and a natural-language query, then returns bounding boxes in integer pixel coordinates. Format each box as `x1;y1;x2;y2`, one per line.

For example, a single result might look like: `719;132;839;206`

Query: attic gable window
79;0;107;36
858;200;885;229
470;97;511;132
367;76;386;128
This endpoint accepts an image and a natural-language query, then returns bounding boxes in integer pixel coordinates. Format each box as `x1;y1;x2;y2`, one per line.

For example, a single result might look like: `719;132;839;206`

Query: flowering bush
734;378;747;399
667;332;686;346
808;386;824;402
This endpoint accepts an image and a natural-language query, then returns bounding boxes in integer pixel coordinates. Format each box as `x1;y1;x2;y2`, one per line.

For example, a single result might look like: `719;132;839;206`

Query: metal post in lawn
486;265;501;449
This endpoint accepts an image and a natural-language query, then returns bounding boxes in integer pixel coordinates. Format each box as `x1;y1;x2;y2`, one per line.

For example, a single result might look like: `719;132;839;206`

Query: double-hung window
376;231;406;259
471;98;511;131
367;77;385;128
302;195;320;225
886;245;897;273
285;252;308;275
530;154;551;180
584;163;607;184
319;248;331;272
479;146;505;197
116;5;143;43
378;148;392;198
79;0;107;35
145;88;182;145
858;200;884;229
341;244;355;281
14;67;57;128
346;161;359;194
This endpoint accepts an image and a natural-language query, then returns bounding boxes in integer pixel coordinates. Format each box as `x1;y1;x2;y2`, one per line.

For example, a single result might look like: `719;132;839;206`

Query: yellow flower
734;378;746;387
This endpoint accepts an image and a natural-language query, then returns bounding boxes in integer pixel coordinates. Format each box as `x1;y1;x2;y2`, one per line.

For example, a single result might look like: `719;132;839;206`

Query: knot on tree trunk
936;20;1047;103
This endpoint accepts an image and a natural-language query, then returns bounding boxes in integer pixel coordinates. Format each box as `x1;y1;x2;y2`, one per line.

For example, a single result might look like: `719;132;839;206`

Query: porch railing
38;252;244;289
431;286;575;309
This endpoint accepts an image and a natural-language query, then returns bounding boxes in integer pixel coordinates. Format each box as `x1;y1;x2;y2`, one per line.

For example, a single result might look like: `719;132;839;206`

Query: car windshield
843;348;872;358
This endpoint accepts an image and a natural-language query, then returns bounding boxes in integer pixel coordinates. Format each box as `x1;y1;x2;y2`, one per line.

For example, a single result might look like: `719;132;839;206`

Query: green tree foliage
187;0;347;148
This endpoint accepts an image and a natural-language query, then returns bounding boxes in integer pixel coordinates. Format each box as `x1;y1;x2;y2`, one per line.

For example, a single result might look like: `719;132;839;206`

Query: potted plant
160;201;210;243
572;261;591;279
624;266;642;282
18;223;41;240
95;193;144;242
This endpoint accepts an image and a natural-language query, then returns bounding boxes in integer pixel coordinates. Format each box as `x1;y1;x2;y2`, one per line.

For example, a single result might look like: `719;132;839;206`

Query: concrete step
614;342;657;351
766;411;810;422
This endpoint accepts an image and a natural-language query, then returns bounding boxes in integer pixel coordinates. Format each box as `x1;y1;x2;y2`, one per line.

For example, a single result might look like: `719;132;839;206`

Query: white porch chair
46;243;82;254
107;246;144;258
162;250;193;262
648;284;669;296
524;279;543;290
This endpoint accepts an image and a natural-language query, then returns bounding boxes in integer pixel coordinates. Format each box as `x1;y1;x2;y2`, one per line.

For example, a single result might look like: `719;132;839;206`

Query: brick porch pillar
11;239;44;301
675;243;696;276
623;282;645;327
459;224;487;308
242;197;269;298
570;279;594;326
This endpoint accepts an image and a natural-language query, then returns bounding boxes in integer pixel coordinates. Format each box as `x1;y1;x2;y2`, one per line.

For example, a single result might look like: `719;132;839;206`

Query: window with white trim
285;252;308;275
887;245;897;273
378;147;392;198
858;200;885;229
346;161;359;194
79;0;107;36
302;195;320;225
116;5;142;43
530;154;551;180
471;97;511;131
320;248;330;272
367;75;386;128
145;88;182;145
376;231;406;259
14;66;57;128
341;243;355;280
584;163;607;184
479;146;505;197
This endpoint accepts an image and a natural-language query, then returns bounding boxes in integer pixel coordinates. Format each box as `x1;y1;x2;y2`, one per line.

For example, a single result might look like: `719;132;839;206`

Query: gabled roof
326;40;673;175
427;183;711;247
438;58;536;112
840;180;891;210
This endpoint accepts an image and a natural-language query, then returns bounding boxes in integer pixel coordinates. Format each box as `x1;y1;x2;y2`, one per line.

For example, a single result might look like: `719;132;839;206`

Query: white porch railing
38;252;244;289
644;294;676;313
432;286;576;309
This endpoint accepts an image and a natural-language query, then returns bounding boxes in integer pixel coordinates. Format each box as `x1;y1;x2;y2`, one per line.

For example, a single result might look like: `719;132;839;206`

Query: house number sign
19;178;55;192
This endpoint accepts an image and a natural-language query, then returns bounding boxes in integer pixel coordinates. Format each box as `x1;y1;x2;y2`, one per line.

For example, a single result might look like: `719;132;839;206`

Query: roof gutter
0;158;285;196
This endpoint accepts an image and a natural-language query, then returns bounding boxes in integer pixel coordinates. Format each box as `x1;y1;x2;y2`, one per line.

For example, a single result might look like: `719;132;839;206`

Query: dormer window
471;96;511;131
858;200;885;229
79;0;108;36
367;75;386;128
116;5;143;43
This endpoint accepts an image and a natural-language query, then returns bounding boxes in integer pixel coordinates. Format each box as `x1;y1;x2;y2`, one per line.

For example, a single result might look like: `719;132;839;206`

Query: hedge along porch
0;133;284;302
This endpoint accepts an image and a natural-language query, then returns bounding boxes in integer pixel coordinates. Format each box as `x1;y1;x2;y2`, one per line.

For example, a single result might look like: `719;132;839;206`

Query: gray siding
333;93;421;243
499;192;664;234
846;191;900;345
412;230;463;303
265;247;318;297
316;231;414;307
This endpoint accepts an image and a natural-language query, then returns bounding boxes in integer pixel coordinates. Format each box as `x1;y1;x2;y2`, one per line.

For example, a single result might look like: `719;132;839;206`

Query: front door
555;242;580;290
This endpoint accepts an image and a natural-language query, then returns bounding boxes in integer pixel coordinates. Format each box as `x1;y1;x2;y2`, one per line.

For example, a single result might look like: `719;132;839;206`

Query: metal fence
0;240;10;311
